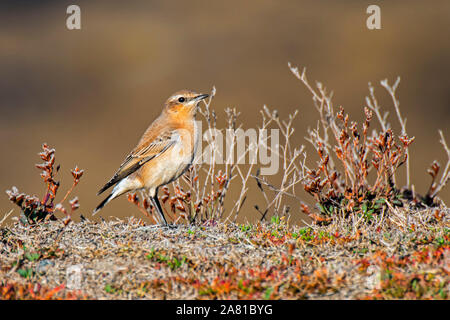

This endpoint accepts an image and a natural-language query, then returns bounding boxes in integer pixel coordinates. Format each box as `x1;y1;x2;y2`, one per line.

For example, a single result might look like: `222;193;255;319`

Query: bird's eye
178;97;185;103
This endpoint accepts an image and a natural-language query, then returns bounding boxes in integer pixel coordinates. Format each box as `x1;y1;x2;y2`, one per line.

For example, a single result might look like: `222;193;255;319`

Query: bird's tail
93;193;114;215
93;178;138;215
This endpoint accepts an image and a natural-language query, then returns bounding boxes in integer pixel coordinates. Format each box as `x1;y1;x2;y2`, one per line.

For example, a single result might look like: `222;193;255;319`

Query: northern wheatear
93;90;209;225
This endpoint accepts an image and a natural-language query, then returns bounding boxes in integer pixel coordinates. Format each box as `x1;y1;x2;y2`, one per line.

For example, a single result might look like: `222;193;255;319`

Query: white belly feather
149;120;199;187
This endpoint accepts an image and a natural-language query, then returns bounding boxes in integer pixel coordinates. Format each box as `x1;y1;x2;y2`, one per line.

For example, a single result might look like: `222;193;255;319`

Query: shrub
6;143;83;225
287;63;449;224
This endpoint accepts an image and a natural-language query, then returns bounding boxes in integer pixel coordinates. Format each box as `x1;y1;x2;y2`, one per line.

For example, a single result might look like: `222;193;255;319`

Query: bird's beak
194;94;209;101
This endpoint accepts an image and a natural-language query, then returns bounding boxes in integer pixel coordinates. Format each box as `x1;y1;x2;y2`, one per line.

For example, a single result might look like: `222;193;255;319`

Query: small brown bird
93;90;209;225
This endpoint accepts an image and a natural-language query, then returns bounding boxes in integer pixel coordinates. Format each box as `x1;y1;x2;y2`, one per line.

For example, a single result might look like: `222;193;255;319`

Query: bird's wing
97;129;179;195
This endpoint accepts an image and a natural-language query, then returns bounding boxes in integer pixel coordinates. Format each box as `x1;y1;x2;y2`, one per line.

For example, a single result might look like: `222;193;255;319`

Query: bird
93;90;209;225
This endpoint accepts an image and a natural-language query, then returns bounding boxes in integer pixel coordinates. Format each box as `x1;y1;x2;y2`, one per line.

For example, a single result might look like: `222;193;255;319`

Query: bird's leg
150;190;168;226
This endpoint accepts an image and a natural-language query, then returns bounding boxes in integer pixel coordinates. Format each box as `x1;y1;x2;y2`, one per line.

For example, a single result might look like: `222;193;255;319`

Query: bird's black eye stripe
178;97;185;103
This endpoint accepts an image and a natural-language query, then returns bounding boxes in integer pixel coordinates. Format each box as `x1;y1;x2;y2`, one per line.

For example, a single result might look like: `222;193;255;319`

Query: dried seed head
69;197;79;211
71;166;84;181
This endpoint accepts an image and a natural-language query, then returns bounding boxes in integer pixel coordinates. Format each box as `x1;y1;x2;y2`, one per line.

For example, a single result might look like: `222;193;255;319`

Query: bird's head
164;90;209;117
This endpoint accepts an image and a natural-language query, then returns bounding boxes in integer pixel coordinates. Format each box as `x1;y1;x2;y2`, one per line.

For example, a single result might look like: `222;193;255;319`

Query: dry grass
0;209;448;300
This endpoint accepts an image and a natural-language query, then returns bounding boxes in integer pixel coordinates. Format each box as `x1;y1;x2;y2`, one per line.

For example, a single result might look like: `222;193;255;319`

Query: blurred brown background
1;0;449;224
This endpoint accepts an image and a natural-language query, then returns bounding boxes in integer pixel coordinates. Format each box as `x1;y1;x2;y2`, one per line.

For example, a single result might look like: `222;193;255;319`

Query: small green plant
104;284;122;294
146;249;188;270
168;256;187;270
240;224;252;232
298;227;313;241
24;252;40;262
263;287;274;299
271;216;280;225
17;268;34;279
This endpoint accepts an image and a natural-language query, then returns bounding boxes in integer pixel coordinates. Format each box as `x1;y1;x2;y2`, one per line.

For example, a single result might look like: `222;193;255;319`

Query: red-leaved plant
6;143;83;225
